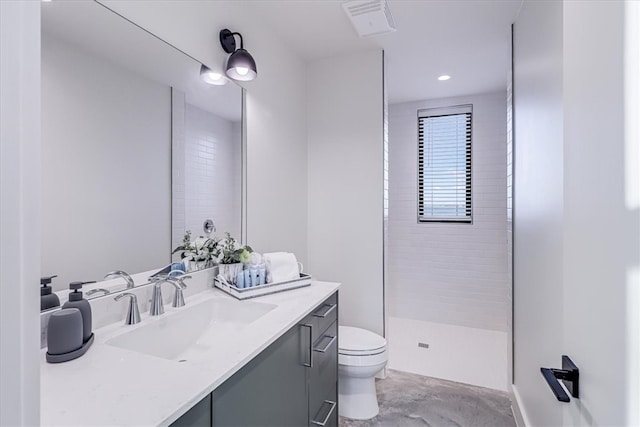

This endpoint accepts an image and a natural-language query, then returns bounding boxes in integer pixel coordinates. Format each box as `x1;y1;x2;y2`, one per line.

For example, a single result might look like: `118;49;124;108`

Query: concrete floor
339;369;515;427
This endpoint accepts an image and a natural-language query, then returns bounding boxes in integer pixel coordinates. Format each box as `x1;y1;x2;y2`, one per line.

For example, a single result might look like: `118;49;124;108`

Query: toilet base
338;375;380;420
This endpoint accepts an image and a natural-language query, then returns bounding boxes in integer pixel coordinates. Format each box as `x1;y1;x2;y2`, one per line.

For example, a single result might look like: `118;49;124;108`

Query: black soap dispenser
40;275;60;311
61;281;95;344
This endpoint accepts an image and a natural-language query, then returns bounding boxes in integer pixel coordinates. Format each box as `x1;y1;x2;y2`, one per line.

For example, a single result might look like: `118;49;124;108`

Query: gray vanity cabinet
306;293;339;427
211;318;309;426
170;292;338;427
170;395;211;427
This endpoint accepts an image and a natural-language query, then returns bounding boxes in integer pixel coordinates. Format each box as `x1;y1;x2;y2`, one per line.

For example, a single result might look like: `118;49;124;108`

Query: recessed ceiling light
438;75;451;81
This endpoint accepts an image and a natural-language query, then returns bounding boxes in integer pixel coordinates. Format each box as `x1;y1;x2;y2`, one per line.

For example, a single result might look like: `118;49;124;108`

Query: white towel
264;252;299;283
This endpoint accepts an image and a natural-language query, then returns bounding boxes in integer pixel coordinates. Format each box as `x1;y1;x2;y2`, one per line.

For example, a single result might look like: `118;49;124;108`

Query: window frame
417;104;473;224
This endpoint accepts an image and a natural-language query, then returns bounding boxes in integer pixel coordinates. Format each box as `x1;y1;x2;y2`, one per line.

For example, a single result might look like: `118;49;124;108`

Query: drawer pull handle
312;303;336;318
301;323;313;367
313;335;337;353
311;400;337;426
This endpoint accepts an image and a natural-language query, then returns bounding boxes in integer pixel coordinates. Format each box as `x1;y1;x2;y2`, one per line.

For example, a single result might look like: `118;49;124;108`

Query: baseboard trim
510;384;530;427
376;367;387;379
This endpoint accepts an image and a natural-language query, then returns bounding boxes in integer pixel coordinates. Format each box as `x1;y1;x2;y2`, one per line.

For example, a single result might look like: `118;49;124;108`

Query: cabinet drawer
310;293;338;342
309;321;338;427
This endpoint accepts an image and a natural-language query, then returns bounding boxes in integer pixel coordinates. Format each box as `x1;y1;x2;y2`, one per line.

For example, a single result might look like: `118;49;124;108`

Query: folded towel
264;252;300;283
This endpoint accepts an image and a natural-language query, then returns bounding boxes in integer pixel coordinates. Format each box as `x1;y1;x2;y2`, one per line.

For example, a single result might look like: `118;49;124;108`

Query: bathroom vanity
175;292;338;427
38;2;339;424
40;281;339;426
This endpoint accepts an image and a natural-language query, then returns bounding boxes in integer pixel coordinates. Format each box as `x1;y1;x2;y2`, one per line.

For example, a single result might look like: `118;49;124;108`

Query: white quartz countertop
40;280;340;426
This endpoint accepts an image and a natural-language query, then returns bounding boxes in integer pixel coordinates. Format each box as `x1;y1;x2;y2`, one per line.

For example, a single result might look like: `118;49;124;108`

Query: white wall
41;35;171;289
513;1;640;426
101;1;309;265
244;56;307;261
512;1;564;425
307;50;384;336
387;92;508;390
388;92;508;331
562;1;638;425
0;1;41;424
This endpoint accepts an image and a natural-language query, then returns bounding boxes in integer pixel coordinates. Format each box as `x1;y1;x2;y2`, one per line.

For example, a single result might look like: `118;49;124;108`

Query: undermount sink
106;298;276;361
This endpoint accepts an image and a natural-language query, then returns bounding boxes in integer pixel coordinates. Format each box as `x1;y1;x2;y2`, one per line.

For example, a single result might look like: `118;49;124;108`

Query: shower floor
339;369;515;427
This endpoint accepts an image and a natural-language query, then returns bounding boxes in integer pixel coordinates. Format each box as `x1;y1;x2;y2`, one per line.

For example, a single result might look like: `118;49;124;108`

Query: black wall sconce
219;28;257;81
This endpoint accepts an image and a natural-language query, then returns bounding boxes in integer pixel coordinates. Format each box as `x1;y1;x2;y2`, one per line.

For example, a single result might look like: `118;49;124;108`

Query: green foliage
172;230;220;262
219;232;253;264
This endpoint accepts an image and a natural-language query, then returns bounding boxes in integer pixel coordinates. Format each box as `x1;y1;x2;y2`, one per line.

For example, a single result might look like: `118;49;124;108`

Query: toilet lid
338;326;386;355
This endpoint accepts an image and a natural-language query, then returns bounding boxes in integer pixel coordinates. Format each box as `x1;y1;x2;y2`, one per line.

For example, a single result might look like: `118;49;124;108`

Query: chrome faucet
171;274;192;308
114;293;141;325
86;288;110;297
149;276;190;316
104;270;135;289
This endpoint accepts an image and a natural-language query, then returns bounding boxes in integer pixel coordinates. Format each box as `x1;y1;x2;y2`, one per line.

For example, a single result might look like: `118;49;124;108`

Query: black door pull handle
541;368;571;402
540;355;579;403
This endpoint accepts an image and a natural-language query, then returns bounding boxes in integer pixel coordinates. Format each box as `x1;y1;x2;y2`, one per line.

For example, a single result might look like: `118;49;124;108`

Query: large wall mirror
41;1;244;293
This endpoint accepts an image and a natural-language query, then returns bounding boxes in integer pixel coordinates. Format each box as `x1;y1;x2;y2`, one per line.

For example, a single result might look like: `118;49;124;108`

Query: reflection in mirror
41;1;243;300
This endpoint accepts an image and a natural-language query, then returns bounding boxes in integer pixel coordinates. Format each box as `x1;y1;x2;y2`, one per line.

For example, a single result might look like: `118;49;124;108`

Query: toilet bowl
338;326;388;420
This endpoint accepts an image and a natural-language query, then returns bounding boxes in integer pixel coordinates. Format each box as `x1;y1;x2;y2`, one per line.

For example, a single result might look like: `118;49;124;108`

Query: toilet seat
339;326;387;356
340;347;386;356
339;349;388;367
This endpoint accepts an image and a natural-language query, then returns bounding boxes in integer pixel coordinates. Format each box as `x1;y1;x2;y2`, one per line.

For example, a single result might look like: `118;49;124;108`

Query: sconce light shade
226;49;257;81
200;64;227;85
219;28;257;81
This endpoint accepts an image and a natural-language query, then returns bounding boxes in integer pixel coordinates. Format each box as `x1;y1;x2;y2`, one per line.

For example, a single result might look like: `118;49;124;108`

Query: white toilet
338;326;388;420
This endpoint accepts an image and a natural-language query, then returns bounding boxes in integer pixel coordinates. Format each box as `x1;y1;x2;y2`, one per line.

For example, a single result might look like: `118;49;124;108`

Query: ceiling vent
342;0;397;37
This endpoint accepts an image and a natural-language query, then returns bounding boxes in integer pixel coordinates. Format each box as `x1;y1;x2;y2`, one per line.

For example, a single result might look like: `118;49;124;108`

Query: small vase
186;259;215;273
219;263;243;286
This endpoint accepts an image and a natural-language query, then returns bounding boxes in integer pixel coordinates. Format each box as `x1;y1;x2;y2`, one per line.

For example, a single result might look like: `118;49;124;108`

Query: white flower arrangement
172;230;220;263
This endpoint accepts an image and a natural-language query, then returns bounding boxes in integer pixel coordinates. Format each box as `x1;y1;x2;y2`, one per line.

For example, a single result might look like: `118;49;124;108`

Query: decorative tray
214;273;312;300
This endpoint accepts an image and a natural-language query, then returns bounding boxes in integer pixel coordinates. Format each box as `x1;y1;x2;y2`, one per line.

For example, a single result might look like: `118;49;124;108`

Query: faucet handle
173;275;192;289
114;292;141;325
149;275;169;284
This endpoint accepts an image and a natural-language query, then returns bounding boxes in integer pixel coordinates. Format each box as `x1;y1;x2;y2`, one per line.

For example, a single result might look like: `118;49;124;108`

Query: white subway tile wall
172;99;242;254
185;103;241;240
388;92;509;332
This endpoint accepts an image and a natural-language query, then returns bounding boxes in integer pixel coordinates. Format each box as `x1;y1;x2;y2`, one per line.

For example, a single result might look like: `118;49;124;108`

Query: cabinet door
212;323;308;427
308;321;338;427
170;395;211;427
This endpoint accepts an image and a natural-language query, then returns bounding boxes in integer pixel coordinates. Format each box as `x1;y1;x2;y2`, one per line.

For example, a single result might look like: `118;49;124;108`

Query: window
418;105;472;223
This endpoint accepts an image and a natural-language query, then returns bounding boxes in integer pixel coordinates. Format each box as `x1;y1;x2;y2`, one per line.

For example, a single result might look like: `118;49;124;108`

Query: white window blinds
418;104;472;223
